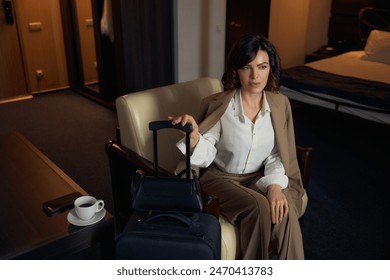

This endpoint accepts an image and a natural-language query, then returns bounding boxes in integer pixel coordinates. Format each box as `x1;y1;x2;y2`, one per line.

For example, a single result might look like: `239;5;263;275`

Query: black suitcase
116;211;221;260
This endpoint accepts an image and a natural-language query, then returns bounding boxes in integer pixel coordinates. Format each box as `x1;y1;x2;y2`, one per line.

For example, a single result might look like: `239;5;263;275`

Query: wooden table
0;133;114;259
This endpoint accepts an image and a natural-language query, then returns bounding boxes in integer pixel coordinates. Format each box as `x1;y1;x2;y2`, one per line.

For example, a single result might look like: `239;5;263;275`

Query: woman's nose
250;68;258;79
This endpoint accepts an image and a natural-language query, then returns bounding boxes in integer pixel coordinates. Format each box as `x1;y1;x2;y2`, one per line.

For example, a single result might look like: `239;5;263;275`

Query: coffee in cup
74;196;104;220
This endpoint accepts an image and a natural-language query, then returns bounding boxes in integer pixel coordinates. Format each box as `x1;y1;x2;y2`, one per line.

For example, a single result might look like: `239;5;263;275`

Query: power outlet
36;70;44;78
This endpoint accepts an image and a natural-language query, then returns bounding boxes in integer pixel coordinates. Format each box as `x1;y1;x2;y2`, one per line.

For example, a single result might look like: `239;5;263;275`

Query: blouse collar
233;89;271;121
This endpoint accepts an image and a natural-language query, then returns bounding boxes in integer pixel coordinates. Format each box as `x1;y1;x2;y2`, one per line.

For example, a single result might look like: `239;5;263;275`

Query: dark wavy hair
222;34;281;92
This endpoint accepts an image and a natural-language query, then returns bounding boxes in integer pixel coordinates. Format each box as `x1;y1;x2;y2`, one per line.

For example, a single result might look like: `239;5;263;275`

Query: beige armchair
107;77;312;259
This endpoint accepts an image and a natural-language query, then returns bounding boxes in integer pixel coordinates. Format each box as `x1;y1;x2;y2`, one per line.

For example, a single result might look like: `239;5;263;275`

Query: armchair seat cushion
220;216;239;260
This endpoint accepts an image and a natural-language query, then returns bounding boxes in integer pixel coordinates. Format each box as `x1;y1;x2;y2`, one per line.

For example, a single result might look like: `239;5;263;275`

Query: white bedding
281;50;390;124
305;51;390;84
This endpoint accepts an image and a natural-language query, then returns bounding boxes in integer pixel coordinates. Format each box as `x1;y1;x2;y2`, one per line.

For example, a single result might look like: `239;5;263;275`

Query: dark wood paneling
327;0;390;50
328;0;374;49
225;0;270;55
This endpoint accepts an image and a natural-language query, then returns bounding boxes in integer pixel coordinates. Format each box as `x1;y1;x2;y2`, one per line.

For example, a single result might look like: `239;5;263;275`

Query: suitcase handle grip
149;120;192;133
145;213;197;228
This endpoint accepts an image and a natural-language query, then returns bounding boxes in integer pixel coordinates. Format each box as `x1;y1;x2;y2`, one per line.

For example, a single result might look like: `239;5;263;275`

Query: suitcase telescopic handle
149;120;192;178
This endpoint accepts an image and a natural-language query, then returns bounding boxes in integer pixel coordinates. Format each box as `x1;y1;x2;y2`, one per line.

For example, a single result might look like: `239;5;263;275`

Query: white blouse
177;90;288;193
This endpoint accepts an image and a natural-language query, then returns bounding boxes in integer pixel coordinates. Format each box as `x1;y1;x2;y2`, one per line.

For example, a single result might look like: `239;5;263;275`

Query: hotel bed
281;29;390;125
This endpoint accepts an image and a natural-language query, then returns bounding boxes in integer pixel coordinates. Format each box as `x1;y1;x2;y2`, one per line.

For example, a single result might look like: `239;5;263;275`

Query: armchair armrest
106;140;173;235
105;141;147;234
296;145;313;192
106;140;171;176
203;191;220;218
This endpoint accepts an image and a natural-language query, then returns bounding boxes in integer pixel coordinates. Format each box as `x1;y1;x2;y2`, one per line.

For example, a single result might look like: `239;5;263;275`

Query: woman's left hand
267;185;289;224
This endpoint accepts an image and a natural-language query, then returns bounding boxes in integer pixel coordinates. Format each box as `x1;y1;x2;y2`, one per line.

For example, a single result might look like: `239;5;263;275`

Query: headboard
327;0;390;51
359;7;390;47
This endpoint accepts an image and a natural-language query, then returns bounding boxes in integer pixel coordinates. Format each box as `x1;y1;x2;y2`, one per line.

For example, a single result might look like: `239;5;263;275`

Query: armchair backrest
116;77;222;174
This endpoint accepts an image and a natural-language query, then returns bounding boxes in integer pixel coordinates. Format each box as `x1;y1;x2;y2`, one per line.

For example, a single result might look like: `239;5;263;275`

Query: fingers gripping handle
149;120;193;133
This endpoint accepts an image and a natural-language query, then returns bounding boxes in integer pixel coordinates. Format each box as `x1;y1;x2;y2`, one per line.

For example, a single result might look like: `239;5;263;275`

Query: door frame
0;0;29;102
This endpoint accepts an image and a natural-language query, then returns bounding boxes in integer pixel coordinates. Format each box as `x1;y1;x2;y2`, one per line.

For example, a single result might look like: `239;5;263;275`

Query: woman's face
237;50;270;95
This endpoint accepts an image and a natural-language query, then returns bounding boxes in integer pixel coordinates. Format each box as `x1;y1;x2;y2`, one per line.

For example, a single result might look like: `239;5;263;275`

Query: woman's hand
168;115;200;150
267;185;289;224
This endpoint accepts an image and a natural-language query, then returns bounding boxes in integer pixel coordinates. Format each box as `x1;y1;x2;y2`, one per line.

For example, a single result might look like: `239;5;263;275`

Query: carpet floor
292;102;390;260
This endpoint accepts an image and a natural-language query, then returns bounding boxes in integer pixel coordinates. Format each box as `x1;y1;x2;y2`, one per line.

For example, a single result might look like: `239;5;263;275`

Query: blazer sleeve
284;97;306;206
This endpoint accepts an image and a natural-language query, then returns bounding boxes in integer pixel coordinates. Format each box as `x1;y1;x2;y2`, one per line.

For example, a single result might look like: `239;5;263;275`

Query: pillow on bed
363;30;390;65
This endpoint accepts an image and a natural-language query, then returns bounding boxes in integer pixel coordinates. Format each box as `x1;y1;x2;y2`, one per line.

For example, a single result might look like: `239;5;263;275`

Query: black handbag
130;120;203;213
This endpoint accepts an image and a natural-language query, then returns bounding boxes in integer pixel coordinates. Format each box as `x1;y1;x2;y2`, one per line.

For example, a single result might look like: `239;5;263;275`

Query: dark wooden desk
0;133;114;259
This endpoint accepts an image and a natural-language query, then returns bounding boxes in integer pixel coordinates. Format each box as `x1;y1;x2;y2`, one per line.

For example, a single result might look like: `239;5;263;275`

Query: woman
170;34;306;259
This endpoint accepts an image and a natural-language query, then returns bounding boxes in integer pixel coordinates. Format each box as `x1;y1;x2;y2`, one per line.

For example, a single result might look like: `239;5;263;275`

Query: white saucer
67;208;106;226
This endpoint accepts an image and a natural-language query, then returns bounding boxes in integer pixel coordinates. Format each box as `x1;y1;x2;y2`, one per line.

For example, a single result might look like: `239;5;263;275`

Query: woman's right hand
168;115;200;150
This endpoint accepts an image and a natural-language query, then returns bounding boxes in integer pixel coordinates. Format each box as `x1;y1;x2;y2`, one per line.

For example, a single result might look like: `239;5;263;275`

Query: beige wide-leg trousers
201;164;304;260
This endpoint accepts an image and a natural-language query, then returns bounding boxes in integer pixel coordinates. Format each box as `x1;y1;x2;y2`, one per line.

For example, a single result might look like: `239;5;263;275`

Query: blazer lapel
198;90;235;133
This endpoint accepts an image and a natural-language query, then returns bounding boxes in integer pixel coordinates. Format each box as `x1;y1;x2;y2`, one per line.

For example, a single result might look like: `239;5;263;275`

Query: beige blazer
196;90;307;216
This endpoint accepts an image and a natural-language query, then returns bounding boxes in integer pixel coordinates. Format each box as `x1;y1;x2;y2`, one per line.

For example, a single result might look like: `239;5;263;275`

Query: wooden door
225;0;271;55
0;0;28;100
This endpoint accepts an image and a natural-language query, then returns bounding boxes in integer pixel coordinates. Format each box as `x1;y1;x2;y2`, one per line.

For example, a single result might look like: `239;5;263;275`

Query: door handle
2;0;14;24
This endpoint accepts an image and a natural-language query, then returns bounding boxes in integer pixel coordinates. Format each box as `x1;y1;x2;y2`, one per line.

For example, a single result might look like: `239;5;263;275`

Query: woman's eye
242;66;250;70
259;65;268;70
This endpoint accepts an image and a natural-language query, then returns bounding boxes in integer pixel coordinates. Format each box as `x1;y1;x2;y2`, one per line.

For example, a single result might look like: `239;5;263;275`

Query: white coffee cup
74;196;104;220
